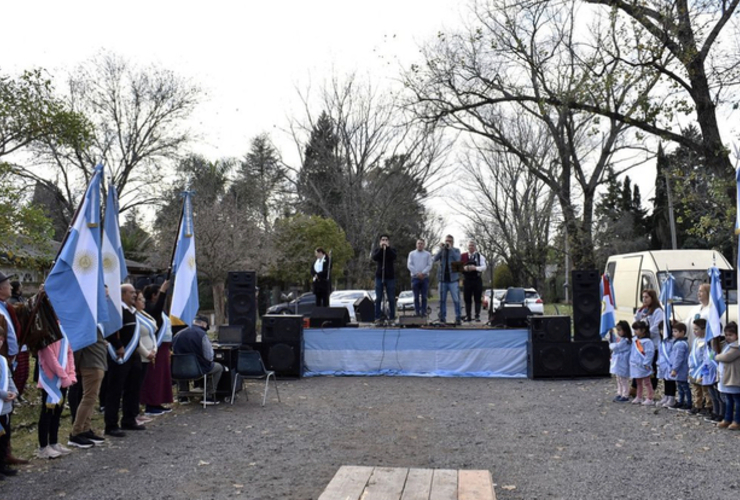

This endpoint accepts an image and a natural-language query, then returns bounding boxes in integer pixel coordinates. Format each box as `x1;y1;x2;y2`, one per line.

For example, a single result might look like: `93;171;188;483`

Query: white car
494;287;544;315
396;290;415;311
485;289;506;310
524;288;544;315
330;290;373;323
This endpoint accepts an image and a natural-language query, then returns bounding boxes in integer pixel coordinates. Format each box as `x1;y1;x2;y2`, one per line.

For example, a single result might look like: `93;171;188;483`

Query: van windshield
657;270;737;305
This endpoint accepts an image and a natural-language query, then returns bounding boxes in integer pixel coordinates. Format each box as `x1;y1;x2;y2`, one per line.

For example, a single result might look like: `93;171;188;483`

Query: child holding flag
689;319;712;415
609;320;632;402
36;336;77;459
630;320;656;405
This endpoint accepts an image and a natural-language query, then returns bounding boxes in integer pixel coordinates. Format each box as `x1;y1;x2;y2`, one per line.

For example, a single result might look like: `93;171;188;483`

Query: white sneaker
642;399;655;406
631;398;643;404
51;443;72;455
37;446;61;459
657;395;668;406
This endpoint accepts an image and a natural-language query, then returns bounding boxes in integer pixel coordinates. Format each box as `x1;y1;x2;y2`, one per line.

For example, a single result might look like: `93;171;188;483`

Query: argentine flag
659;272;676;340
45;165;109;351
100;183;129;337
705;266;726;344
599;273;616;338
170;191;199;327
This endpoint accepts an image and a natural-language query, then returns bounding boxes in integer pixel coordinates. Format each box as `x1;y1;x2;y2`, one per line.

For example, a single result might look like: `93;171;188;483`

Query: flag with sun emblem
45;164;109;351
170;191;199;327
100;183;129;336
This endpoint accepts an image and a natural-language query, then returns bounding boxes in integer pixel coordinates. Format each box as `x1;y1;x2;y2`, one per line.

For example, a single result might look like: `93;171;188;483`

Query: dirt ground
6;375;740;500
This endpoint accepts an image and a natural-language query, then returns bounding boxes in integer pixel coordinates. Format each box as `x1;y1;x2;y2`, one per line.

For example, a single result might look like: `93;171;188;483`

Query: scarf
156;312;171;347
107;313;141;365
38;334;69;408
0;355;7;435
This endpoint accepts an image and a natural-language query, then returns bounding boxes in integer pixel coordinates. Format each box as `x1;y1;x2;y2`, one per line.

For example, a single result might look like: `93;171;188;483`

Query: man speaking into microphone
371;234;397;325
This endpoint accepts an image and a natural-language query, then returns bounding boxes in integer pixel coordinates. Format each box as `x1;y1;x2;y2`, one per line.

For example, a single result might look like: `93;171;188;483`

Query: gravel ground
6;375;740;500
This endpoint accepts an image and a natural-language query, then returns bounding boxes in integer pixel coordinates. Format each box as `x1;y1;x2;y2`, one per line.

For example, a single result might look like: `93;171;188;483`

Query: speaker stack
310;307;350;328
228;271;257;343
527;270;610;379
259;314;304;378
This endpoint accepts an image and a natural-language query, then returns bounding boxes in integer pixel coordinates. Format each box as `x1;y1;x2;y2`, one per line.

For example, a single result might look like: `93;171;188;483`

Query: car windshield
525;290;540;300
399;291;413;298
494;290;505;299
332;291;364;301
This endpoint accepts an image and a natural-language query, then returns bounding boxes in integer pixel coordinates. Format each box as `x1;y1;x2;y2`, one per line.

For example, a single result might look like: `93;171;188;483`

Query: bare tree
287;73;450;286
21;51;200;226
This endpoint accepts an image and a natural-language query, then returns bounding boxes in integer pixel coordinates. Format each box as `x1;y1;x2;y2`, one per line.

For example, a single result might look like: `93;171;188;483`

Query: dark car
266;292;316;316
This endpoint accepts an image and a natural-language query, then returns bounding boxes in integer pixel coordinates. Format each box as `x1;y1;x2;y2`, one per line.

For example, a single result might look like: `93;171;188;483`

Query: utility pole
664;172;678;250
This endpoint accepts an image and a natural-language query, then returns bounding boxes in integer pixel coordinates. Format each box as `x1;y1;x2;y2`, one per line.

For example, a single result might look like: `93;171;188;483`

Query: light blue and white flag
45;164;109;351
659;272;676;340
599;273;616;338
38;333;69;407
100;183;129;336
170;191;199;327
106;314;140;364
0;355;7;435
705;266;726;344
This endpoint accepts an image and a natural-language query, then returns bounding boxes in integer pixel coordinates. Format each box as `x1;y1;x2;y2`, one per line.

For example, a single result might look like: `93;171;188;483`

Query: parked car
396;290;415;311
495;287;544;315
330;290;374;322
485;289;506;310
524;288;544;315
266;292;316;316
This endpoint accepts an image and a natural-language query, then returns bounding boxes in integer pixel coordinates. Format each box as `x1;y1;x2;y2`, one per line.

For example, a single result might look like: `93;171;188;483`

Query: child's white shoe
37;446;61;459
631;398;643;404
642;399;655;406
662;396;676;408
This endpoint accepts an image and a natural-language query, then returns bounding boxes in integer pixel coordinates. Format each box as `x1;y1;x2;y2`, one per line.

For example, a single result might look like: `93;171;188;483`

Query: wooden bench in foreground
318;465;496;500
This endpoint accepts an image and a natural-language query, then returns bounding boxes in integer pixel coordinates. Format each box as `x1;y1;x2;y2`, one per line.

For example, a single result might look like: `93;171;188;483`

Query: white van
605;250;736;325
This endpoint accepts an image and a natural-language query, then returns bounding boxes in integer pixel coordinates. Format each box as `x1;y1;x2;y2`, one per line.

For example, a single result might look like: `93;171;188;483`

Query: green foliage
0;68;91;157
271;215;353;286
492;263;514;289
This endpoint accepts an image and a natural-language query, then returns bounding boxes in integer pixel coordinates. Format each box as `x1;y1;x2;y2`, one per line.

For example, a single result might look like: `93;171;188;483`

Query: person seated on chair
172;315;223;405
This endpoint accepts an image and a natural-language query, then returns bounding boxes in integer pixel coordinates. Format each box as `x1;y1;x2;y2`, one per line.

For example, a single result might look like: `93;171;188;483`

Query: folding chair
230;350;280;407
171;353;214;409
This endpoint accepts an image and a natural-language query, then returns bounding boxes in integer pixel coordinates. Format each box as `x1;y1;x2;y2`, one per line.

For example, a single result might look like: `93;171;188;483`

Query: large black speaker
246;342;304;379
262;315;303;342
527;340;610;379
571;270;600;341
310;307;350;328
490;306;530;328
228;271;257;339
354;297;374;322
213;346;240;399
720;269;737;291
529;315;571;343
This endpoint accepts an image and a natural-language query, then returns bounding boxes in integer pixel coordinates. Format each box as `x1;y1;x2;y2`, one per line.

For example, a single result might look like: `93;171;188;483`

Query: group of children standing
608;288;740;430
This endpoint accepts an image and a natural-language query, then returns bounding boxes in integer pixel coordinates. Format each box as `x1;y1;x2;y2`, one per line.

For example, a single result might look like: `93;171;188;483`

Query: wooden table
318;466;496;500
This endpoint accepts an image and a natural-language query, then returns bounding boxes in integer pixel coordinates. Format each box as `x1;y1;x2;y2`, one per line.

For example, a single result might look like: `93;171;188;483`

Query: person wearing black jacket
371;234;397;324
311;248;332;307
141;280;173;415
104;284;144;437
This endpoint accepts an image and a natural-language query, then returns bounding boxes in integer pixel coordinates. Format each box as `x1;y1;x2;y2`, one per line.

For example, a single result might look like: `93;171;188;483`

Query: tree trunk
212;280;226;327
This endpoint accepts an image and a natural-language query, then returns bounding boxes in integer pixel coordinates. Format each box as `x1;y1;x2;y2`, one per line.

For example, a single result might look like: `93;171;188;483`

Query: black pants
0;414;9;467
38;388;66;447
104;354;142;431
664;380;676;397
314;280;330;307
463;276;483;320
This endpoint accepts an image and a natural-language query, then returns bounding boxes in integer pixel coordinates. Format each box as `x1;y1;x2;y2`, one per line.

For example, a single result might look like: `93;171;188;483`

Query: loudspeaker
527;340;610;379
491;306;530;328
720;269;737;291
571;270;600;341
228;271;257;339
529;315;571;343
247;341;304;378
261;315;303;342
354;297;374;322
310;307;350;328
213;346;240;398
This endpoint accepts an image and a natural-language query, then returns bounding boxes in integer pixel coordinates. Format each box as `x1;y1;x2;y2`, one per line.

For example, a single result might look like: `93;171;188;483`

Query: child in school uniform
669;322;692;410
630;320;655;405
656;320;675;408
609;320;632;402
715;322;740;430
0;332;19;479
689;319;711;415
702;330;725;423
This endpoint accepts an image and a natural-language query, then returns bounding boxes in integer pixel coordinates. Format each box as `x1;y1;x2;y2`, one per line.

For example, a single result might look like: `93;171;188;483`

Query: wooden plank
401;468;434;500
429;469;457;500
458;470;495;500
364;467;409;500
318;465;374;500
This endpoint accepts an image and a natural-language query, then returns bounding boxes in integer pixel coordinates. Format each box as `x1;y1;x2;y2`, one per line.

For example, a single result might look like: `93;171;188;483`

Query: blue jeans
677;381;692;407
438;281;461;322
375;278;396;320
722;392;740;423
411;277;429;316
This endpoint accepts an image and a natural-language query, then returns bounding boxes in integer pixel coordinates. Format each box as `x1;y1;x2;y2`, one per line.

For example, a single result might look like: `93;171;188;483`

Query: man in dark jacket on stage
172;315;223;404
372;234;397;324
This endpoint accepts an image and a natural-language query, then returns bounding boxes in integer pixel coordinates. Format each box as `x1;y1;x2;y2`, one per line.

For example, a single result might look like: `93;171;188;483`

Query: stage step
318;466;496;500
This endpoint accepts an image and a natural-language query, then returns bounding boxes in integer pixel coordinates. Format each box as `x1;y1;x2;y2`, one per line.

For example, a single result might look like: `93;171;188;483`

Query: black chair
230;350;280;407
171;353;215;409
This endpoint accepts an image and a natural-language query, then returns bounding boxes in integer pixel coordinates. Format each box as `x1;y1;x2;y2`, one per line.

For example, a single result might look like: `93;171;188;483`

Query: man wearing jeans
372;234;397;324
433;235;462;325
407;239;433;317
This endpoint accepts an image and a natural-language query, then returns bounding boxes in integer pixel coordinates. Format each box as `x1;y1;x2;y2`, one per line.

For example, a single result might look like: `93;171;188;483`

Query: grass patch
543;303;572;316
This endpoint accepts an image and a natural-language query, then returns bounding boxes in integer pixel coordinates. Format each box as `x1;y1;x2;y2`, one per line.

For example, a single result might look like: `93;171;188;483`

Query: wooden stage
318;465;496;500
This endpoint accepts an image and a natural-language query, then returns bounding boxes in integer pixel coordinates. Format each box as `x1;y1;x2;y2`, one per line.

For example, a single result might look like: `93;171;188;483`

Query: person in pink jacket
37;337;76;459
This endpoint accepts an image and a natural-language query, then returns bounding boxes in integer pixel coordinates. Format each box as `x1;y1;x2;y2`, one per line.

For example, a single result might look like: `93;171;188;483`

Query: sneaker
135;416;153;425
144;407;165;416
618;396;630;402
612;395;623;402
155;406;173;413
80;430;105;444
678;403;693;412
475;316;481;322
656;395;668;406
454;318;462;326
202;397;220;406
631;398;643;405
642;399;655;406
37;446;61;459
67;434;94;449
51;443;72;455
690;407;701;415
